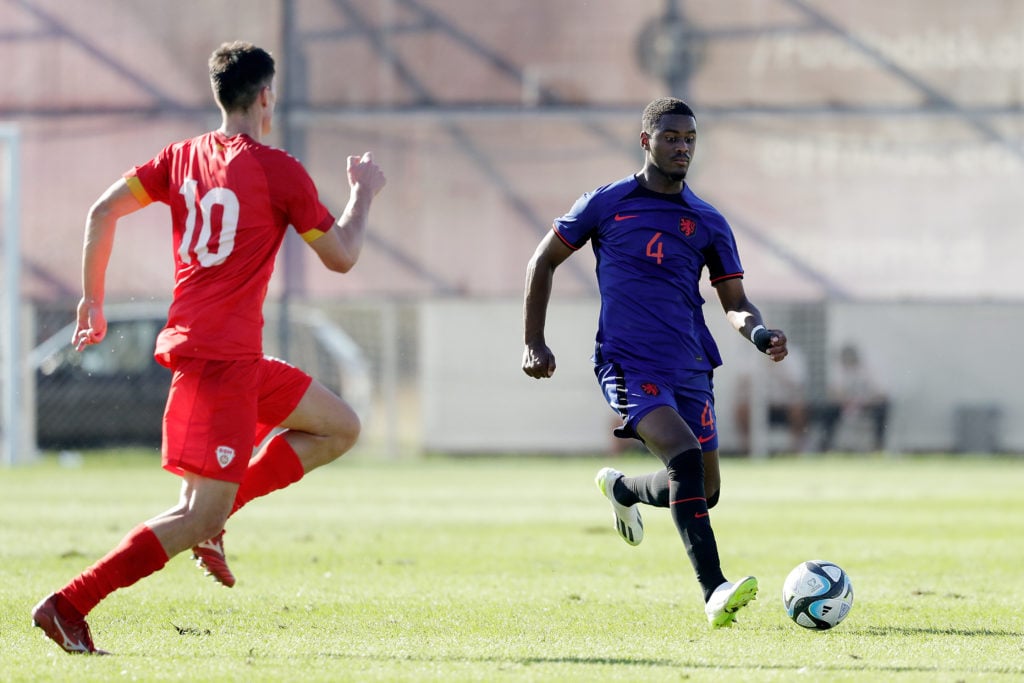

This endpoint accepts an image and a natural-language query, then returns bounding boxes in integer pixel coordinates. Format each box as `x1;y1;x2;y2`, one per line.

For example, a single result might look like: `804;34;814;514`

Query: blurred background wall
1;0;1021;461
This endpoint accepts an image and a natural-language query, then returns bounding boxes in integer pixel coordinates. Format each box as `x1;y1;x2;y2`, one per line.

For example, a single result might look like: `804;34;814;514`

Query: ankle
612;476;640;506
55;592;86;620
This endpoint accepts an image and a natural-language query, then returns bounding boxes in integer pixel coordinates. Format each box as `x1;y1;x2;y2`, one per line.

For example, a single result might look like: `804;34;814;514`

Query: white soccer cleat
595;467;644;546
705;575;759;628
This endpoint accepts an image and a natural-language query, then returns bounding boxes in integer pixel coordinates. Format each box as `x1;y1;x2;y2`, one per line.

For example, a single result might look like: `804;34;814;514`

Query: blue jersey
553;175;744;373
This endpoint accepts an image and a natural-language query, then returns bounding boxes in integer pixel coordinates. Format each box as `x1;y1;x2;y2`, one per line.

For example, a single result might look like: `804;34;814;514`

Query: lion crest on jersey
679;217;696;237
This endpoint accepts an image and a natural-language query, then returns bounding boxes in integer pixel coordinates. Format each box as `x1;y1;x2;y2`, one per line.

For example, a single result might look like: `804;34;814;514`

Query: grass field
2;450;1023;682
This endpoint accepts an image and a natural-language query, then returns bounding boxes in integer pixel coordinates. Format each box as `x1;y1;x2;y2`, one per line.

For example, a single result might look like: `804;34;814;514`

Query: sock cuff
266;434;306;481
134;523;171;564
61;523;169;616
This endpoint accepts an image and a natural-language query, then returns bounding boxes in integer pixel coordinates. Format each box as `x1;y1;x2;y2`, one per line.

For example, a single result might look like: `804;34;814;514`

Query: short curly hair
641;97;696;133
209;41;276;113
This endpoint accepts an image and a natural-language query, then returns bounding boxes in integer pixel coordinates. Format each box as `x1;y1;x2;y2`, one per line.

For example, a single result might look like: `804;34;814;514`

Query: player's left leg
637;406;756;627
702;449;721;508
231;377;359;515
193;363;359;585
636;405;725;587
704;575;759;628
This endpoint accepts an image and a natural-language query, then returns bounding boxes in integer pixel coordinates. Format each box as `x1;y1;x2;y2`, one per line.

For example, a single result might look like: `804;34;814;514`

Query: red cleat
31;593;108;655
192;530;236;587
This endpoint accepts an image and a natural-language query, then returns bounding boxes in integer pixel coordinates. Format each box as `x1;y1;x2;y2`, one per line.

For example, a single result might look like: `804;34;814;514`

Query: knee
665;450;704;482
325;405;361;459
707;488;721;509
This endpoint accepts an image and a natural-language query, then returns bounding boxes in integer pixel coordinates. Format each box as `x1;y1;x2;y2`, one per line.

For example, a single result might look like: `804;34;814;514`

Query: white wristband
749;325;766;343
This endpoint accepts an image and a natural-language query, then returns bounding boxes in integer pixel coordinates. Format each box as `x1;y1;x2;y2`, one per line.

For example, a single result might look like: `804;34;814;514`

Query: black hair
641;97;696;133
208;41;276;112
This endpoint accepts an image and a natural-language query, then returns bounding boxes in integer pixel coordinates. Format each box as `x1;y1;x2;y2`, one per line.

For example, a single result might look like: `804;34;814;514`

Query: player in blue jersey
522;97;790;628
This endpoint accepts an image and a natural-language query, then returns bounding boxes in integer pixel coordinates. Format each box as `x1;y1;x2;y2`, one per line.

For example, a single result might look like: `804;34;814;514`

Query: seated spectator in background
734;344;810;454
818;343;889;452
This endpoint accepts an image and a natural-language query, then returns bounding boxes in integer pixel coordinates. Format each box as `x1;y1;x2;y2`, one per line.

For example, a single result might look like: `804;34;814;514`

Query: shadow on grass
300;651;1024;677
856;625;1023;638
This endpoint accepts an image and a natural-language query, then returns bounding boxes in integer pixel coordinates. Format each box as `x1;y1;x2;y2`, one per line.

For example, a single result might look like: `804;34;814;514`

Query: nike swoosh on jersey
613;214;638;221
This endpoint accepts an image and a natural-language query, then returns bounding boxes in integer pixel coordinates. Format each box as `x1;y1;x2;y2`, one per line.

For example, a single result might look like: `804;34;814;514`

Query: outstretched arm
522;230;574;378
75;179;145;350
714;277;788;362
309;152;386;273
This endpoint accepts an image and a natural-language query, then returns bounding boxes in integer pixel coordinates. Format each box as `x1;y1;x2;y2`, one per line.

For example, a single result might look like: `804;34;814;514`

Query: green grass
2;451;1023;682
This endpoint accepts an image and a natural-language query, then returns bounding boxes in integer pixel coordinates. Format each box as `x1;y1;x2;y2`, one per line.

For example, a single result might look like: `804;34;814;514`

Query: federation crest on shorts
679;217;696;237
641;382;660;396
216;445;236;468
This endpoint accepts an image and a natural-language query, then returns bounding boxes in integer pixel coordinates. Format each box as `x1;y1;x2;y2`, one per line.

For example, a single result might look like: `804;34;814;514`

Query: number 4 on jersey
646;232;664;264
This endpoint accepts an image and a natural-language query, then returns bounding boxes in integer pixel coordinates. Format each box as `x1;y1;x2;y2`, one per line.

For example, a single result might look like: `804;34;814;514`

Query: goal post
1;124;28;467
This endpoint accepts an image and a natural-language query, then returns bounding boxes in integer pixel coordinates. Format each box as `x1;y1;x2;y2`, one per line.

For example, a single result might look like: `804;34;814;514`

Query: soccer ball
782;560;854;630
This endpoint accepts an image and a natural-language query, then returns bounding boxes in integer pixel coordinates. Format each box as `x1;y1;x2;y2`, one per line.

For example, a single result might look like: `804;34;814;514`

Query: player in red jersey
32;41;386;654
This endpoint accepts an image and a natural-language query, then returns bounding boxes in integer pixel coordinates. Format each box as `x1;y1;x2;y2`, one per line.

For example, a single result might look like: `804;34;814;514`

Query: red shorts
161;355;313;483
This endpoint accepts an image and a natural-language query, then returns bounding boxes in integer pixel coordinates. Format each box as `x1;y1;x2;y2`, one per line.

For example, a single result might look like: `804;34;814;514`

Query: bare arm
74;178;145;350
308;152;386;273
522;230;574;378
715;277;788;363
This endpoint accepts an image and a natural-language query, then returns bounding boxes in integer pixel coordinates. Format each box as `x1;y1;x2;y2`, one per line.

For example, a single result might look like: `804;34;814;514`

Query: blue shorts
595;361;718;451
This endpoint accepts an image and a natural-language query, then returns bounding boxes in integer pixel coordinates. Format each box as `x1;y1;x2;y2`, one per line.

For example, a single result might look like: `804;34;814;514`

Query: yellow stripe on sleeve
124;174;154;207
301;227;327;243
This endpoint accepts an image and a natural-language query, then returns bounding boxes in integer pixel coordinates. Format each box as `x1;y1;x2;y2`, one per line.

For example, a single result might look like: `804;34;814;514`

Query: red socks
230;434;305;516
57;437;304;618
60;524;169;617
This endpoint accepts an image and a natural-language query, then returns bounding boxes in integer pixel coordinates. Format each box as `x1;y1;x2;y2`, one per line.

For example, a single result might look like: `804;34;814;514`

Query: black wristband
751;326;772;353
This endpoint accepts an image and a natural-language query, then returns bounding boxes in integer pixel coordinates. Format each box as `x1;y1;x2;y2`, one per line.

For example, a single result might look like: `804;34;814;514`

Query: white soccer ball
782;560;854;630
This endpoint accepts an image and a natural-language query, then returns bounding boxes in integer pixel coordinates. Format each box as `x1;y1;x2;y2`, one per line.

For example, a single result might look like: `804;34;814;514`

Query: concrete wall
420;298;1023;454
420;298;610;453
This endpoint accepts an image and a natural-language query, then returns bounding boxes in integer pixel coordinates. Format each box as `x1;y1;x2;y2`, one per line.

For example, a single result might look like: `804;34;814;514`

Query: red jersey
124;131;335;361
